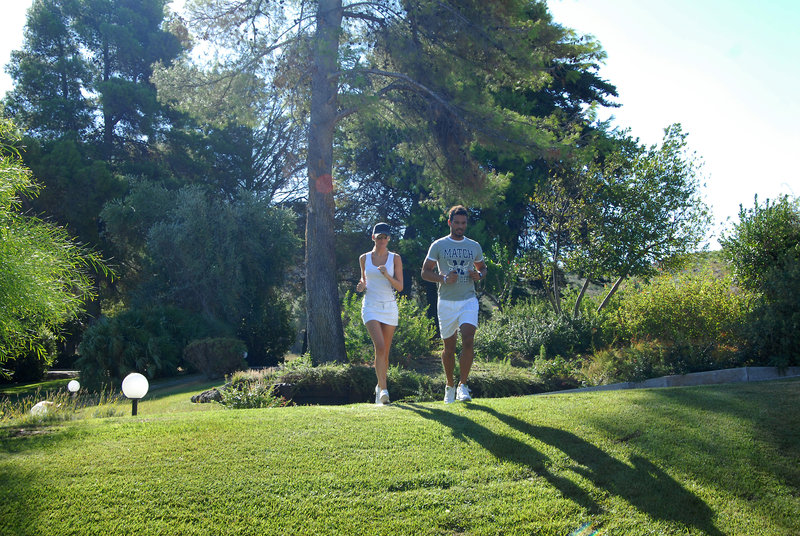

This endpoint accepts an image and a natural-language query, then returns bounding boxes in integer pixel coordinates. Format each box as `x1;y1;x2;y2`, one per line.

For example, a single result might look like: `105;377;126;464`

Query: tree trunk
597;272;628;313
551;267;561;315
573;277;591;318
551;236;562;315
102;40;113;159
305;0;346;364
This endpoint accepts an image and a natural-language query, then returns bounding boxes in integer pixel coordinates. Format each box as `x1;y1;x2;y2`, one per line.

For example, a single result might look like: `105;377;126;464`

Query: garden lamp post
67;380;80;399
121;373;149;416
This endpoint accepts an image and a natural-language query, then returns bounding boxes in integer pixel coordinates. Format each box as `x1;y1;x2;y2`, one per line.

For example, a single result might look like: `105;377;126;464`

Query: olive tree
525;124;710;315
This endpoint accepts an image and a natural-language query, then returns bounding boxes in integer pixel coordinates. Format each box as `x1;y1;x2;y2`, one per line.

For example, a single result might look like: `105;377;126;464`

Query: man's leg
458;323;476;385
442;333;458;387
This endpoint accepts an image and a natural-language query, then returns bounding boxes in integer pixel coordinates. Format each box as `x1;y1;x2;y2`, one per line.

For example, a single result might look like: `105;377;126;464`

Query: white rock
30;401;55;415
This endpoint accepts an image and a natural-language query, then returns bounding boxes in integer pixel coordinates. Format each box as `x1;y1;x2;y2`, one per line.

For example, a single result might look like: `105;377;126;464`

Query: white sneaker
456;383;472;402
444;385;456;404
375;385;389;405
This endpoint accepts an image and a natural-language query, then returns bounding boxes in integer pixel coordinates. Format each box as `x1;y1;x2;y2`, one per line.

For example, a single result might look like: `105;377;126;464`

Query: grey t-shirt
426;236;484;301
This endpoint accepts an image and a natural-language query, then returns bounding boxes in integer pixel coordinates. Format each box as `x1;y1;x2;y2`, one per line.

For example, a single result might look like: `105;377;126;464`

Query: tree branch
341;10;385;24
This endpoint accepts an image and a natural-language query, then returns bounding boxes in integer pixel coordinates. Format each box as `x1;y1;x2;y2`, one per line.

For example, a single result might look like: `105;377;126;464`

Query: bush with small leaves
219;381;291;409
476;299;598;361
743;247;800;367
581;342;663;386
609;268;749;346
720;196;800;366
580;339;744;386
77;306;219;389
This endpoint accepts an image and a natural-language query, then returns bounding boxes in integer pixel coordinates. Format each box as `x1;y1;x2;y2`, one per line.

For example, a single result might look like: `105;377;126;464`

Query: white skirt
361;299;399;326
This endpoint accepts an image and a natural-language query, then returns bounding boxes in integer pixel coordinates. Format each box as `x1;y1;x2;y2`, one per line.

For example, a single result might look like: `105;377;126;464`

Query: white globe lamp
121;373;149;416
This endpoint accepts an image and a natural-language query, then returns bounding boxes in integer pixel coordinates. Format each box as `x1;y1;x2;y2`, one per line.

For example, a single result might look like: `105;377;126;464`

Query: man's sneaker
456;383;472;402
444;385;456;404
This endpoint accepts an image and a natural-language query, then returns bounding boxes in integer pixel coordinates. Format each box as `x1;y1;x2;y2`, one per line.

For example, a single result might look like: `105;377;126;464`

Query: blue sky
548;0;800;243
2;0;797;246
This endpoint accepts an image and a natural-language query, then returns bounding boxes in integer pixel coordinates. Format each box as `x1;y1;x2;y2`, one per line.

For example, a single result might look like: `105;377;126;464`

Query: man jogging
421;205;487;403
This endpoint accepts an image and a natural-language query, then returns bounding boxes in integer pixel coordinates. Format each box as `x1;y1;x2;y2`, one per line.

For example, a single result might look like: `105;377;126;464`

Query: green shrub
342;292;370;364
386;366;440;401
720;194;800;294
475;299;598;361
609;268;749;346
184;338;248;379
227;363;391;405
667;341;744;373
218;380;291;409
473;317;512;362
581;342;670;386
581;340;744;386
341;291;437;365
531;355;581;391
719;195;800;367
466;362;546;397
220;361;549;405
743;247;800;367
76;306;219;389
392;298;438;364
275;363;377;403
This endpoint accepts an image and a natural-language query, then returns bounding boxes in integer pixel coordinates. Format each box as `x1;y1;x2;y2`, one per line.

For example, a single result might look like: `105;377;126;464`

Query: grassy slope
1;379;798;536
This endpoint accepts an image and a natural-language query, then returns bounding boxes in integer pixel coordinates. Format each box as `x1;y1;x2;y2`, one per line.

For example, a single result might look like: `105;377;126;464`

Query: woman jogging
356;222;404;404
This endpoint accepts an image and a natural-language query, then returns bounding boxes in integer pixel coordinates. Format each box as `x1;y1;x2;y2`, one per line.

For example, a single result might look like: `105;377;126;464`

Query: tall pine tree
153;0;611;363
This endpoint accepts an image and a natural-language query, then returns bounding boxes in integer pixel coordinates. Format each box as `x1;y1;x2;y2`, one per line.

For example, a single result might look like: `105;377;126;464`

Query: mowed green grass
1;378;798;535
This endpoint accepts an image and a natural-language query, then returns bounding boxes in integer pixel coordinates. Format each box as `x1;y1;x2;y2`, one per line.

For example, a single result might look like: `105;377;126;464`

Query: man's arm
421;258;446;284
469;259;487;282
422;258;457;284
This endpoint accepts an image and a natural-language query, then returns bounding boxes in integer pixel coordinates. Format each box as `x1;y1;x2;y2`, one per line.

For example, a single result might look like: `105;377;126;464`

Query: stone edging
538;366;800;396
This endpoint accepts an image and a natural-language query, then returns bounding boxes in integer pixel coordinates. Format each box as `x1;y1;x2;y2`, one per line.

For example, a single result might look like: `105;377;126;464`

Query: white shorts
437;297;478;339
361;299;399;326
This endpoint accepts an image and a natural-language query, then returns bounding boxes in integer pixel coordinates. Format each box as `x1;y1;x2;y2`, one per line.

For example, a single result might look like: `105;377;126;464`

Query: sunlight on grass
0;376;221;428
1;379;797;535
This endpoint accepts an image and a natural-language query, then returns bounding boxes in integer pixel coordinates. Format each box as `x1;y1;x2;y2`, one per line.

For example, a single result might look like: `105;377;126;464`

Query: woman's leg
365;320;388;389
379;323;396;386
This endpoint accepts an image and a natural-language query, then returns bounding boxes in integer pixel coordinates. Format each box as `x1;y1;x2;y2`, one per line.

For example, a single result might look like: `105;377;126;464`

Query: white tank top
364;251;396;303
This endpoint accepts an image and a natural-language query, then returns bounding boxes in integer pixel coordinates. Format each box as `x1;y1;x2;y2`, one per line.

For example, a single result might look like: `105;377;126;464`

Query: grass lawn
1;378;798;535
0;378;73;397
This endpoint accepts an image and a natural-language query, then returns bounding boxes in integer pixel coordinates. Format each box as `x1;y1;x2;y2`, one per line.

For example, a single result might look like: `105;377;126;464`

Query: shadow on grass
400;403;598;513
0;379;70;398
649;380;800;451
0;422;79;454
145;377;219;401
0;425;79;535
0;462;40;536
646;380;800;495
401;403;723;536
